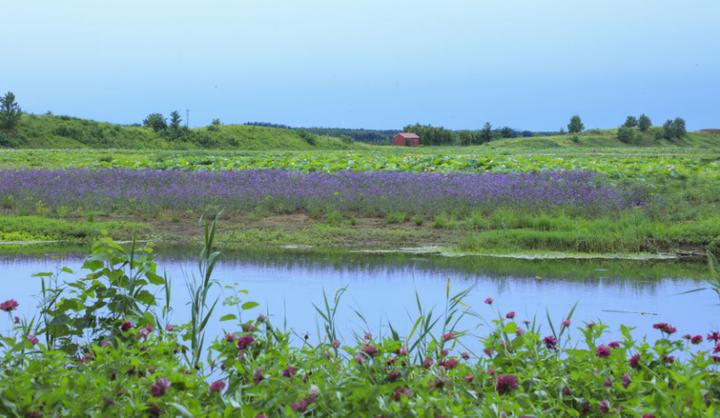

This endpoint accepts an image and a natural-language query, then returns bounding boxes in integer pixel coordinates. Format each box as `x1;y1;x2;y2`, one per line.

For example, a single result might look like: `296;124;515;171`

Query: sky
2;0;719;130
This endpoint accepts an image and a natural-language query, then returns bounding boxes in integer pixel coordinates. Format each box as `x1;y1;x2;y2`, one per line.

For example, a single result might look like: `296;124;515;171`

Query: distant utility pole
185;109;189;128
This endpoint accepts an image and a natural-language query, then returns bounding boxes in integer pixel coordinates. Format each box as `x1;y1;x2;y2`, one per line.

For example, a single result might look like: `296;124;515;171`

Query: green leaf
168;402;194;418
135;290;156;306
146;272;165;285
241;301;259;310
219;314;237;322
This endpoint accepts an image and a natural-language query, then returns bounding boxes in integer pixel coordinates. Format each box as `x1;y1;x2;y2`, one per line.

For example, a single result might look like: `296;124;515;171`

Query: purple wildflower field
0;169;639;216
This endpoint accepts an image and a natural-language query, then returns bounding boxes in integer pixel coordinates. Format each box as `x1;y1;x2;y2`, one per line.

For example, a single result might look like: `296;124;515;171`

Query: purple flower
596;344;611;358
505;311;515;319
332;339;341;349
422;357;433;368
440;358;458;370
387;370;401;381
544;336;558;350
484;297;494;305
495;375;519;395
150;378;171;397
608;341;620;349
393;386;413;401
291;399;309;412
253;368;264;384
629;354;641;369
0;299;19;312
599;399;610;413
209;380;226;393
282;366;297;378
442;331;455;341
561;319;571;328
120;321;133;331
653;322;676;335
139;324;153;339
622;372;631;389
237;335;254;350
26;335;39;345
362;344;379;357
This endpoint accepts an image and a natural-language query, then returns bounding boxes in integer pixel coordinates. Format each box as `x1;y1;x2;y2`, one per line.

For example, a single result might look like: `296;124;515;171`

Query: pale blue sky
2;0;719;130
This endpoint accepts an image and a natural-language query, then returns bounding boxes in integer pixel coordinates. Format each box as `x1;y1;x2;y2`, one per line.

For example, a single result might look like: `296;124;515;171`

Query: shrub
297;130;317;145
617;126;639;144
207;118;222;132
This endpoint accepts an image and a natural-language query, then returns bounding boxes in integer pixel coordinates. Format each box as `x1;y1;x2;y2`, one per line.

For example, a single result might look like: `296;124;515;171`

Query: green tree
638;114;652;132
142;113;167;132
662;120;674;139
671;117;687;138
168;111;184;139
480;122;493;143
567;115;584;134
499;126;514;138
0;91;22;132
623;116;638;128
402;124;454;145
457;130;478;145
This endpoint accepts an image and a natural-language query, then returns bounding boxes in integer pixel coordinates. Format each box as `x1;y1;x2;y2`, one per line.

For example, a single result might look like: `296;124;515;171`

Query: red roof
396;132;420;139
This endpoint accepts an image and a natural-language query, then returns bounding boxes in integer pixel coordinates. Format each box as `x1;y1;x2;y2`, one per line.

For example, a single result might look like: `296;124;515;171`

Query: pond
0;248;717;353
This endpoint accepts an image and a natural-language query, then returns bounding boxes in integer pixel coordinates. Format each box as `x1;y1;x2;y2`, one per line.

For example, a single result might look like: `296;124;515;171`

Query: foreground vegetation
1;224;718;416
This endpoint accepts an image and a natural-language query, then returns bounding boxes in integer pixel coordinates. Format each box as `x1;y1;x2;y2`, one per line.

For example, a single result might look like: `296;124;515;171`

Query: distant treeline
245;121;548;145
244;122;396;143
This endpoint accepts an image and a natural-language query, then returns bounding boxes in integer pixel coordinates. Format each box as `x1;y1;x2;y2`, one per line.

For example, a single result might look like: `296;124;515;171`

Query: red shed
392;132;421;146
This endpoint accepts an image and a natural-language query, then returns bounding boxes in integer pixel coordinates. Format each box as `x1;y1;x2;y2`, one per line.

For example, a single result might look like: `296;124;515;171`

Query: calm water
0;250;717;352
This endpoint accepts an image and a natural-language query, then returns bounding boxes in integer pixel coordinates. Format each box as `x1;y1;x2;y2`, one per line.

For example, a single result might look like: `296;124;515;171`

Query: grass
0;215;149;242
0;114;363;150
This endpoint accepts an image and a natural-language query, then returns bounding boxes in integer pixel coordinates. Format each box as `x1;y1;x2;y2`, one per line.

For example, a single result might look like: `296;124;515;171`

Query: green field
0;117;719;257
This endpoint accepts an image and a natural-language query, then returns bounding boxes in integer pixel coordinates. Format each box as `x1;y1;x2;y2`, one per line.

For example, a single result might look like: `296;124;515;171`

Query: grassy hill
0;114;716;151
0;114;364;150
482;128;720;150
